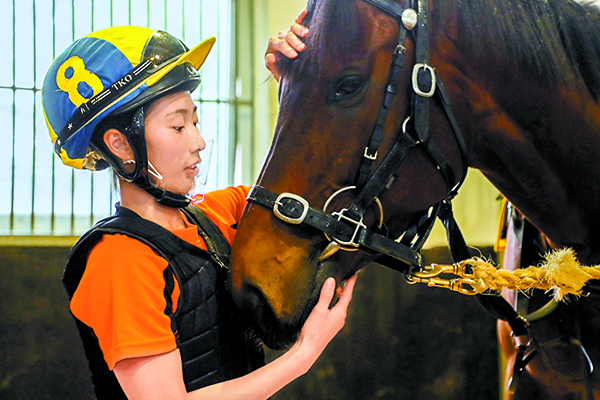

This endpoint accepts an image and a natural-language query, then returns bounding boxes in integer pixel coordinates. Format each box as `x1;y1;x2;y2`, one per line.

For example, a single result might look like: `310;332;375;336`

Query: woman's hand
292;274;357;369
265;10;309;81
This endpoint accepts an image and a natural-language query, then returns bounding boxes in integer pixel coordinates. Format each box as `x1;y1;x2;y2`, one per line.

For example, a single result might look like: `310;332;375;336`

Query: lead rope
414;248;600;301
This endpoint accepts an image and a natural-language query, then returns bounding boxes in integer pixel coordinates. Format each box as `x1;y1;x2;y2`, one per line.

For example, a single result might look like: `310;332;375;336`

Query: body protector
42;26;215;208
63;205;265;399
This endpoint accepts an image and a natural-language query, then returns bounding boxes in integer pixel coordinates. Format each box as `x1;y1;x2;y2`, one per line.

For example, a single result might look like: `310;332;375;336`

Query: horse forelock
275;0;362;90
440;0;600;100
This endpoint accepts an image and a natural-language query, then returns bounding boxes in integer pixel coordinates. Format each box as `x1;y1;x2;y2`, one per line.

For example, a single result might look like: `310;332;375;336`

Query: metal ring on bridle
322;186;384;251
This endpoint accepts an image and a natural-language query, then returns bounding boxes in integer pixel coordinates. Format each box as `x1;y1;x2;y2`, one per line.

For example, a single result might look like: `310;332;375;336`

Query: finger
265;54;280;81
291;22;309;38
265;53;276;71
283;30;305;53
295;9;308;25
271;35;299;58
316;277;336;310
336;275;357;307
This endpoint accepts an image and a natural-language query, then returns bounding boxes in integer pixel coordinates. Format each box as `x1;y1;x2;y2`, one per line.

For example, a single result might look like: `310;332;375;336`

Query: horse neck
430;27;600;262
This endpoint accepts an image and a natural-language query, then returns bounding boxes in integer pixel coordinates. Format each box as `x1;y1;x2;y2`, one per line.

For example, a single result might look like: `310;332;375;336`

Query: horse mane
277;0;600;102
442;0;600;100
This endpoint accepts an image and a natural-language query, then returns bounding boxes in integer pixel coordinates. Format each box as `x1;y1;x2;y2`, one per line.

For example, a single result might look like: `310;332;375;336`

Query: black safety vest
62;205;265;399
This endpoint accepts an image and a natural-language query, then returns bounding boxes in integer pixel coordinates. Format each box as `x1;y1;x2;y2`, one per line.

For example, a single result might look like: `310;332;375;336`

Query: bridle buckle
273;193;309;224
364;147;378;160
330;208;366;247
412;63;436;97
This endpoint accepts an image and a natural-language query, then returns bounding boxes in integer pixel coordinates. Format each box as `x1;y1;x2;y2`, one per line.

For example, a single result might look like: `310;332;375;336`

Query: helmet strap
131;175;192;208
147;161;164;181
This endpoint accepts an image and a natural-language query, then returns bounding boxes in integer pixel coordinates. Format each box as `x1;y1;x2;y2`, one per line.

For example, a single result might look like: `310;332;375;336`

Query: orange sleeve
192;185;250;246
70;234;178;370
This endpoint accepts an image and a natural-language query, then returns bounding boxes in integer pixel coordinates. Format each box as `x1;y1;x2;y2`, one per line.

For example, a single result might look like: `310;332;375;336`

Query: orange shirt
70;186;250;370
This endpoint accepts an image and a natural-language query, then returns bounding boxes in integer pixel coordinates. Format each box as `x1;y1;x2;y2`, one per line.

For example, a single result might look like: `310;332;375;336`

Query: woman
43;12;356;400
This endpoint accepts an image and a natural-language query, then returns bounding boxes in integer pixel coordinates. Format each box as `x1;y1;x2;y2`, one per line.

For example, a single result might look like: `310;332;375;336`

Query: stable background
1;0;512;399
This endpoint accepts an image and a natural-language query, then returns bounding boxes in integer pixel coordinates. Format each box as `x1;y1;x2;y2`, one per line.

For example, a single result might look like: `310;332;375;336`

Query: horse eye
332;75;364;101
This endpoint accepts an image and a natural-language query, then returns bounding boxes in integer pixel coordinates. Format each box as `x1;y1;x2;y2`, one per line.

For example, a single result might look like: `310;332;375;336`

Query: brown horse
229;0;600;398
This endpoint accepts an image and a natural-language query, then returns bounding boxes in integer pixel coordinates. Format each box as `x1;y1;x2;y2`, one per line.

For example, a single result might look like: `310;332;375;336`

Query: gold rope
470;248;600;301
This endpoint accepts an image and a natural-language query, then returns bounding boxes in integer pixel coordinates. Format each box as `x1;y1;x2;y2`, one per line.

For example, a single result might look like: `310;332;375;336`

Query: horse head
230;0;466;349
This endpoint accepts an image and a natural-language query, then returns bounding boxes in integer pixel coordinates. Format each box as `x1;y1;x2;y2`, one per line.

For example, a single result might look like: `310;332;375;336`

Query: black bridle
248;0;530;336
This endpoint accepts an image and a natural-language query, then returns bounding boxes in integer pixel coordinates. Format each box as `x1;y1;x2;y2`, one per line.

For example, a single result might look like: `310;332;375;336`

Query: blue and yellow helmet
42;26;215;170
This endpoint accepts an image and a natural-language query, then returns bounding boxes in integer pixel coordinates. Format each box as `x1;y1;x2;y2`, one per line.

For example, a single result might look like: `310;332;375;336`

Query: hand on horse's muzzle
292;274;357;364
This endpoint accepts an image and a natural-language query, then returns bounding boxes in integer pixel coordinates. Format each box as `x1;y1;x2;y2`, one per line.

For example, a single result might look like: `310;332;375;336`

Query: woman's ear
104;129;134;162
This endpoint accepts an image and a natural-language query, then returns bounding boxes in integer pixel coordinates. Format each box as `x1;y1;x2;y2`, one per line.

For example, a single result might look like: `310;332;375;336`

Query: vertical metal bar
70;170;75;233
214;3;219;186
231;0;238;185
233;0;255;184
181;0;185;38
51;0;56;233
248;0;256;182
10;0;16;232
31;0;37;234
90;171;94;226
197;0;203;143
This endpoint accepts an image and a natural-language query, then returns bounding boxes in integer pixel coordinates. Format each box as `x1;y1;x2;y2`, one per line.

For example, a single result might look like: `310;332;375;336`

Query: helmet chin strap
132;172;192;208
147;161;164;181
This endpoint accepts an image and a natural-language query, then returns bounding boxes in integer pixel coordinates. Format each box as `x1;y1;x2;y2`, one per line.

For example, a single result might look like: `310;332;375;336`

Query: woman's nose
193;127;205;153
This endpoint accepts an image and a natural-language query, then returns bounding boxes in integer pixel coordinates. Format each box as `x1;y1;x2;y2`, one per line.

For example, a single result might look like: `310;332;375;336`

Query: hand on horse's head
265;9;309;81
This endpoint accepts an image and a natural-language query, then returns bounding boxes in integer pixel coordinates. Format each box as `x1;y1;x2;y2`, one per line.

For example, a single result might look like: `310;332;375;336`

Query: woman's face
144;91;205;195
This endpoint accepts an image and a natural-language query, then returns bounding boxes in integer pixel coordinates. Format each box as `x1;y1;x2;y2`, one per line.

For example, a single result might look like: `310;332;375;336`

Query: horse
228;0;600;398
